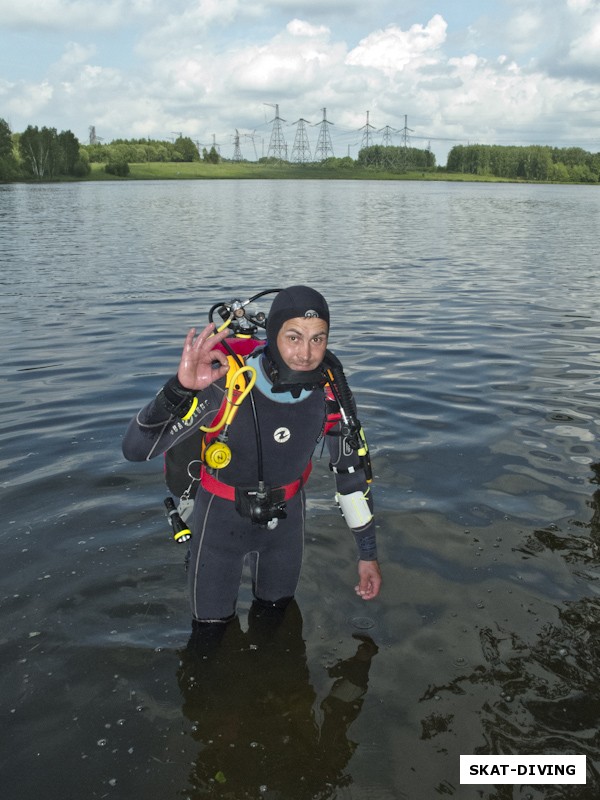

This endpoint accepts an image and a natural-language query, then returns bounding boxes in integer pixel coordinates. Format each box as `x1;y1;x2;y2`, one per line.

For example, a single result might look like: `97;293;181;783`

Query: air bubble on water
97;738;108;747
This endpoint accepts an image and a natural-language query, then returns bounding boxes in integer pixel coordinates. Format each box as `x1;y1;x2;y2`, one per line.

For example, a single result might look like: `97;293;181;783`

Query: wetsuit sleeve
122;375;222;462
325;412;377;561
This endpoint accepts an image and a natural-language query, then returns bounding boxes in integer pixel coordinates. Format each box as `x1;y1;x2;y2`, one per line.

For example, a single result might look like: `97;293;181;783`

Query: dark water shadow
177;599;378;799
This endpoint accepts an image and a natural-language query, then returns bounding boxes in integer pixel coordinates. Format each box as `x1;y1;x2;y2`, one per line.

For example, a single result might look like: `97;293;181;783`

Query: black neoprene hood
266;285;330;345
265;285;330;394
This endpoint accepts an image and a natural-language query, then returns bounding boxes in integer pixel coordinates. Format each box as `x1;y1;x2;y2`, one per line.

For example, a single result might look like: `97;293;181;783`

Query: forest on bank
1;117;599;184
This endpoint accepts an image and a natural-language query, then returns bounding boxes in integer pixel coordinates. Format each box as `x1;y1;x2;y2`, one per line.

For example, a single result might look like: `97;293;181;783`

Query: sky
1;0;599;166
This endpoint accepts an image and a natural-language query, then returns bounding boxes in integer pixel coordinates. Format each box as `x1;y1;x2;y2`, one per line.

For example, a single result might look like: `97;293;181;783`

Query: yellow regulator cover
204;440;232;470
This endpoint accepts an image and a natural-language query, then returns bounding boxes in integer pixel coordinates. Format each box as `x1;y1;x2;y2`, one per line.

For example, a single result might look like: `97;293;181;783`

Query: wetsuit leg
187;491;251;622
249;492;305;606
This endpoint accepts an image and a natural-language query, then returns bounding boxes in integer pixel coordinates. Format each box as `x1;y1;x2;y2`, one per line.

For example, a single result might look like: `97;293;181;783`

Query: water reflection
3;181;600;799
177;600;378;799
518;462;600;569
416;464;600;799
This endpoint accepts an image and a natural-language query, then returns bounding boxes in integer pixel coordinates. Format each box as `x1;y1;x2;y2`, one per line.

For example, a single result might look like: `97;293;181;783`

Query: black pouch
234;486;287;525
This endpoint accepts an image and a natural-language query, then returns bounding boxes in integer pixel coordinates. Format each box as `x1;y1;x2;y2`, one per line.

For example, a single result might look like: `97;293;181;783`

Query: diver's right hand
177;324;231;391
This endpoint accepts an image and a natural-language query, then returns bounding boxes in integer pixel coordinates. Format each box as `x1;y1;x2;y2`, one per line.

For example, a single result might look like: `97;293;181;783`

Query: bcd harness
166;336;373;534
198;339;322;508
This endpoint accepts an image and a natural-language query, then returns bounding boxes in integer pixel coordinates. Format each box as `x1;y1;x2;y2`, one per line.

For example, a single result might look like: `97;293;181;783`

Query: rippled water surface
2;179;600;799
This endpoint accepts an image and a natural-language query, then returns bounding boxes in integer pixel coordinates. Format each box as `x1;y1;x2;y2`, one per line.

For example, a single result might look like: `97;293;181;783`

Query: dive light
164;496;192;543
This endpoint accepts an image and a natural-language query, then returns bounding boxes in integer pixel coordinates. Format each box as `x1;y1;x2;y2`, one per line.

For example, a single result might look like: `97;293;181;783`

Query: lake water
1;178;600;799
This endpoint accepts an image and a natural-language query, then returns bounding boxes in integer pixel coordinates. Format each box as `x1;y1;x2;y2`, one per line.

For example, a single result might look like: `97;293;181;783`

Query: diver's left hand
355;559;382;600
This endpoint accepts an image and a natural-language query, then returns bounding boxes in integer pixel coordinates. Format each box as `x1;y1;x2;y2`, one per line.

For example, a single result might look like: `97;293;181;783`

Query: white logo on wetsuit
274;427;291;443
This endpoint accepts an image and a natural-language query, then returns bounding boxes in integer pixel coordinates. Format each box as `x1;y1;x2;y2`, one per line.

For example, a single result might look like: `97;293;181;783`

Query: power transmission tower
314;108;335;161
379;125;399;169
398;114;415;172
360;110;376;150
359;111;377;165
233;129;243;161
88;126;103;145
265;103;287;161
399;115;414;148
291;118;312;163
243;131;258;160
380;125;396;147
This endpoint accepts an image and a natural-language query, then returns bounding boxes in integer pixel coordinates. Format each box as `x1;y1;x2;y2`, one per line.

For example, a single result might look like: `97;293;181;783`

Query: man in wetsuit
122;286;381;626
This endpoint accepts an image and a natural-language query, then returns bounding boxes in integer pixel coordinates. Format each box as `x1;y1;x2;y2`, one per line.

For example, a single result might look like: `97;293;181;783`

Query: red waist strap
200;462;312;502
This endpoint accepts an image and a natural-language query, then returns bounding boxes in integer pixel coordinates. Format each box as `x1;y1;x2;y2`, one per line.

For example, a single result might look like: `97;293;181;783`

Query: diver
122;285;382;627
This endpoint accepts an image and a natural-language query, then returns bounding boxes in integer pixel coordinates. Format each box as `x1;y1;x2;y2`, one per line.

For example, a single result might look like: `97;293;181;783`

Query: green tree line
0;121;210;179
85;135;203;164
357;145;436;171
3;116;599;183
447;144;600;182
0;118;91;180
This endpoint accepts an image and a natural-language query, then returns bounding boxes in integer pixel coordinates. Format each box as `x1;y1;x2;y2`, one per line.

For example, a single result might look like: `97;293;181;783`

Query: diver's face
276;317;329;371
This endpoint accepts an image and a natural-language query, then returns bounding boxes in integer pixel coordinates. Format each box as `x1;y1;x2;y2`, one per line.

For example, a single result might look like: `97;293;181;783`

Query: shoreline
3;161;595;185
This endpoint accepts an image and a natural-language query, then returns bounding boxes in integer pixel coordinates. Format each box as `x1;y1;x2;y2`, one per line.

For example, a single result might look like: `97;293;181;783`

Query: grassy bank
87;161;518;183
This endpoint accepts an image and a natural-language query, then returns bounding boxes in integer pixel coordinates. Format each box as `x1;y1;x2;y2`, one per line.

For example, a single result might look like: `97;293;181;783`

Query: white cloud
4;80;54;120
54;42;97;72
345;15;447;76
0;0;127;29
1;2;600;162
135;0;242;58
505;10;544;52
286;18;330;37
568;20;600;67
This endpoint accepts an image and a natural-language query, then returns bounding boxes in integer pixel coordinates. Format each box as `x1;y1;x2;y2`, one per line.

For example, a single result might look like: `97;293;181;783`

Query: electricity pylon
265;103;287;161
379;125;399;169
291;118;312;163
243;131;258;160
399;115;414;148
88;126;103;145
233;130;243;161
380;125;396;147
314;108;335;161
398;115;414;171
359;110;376;151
